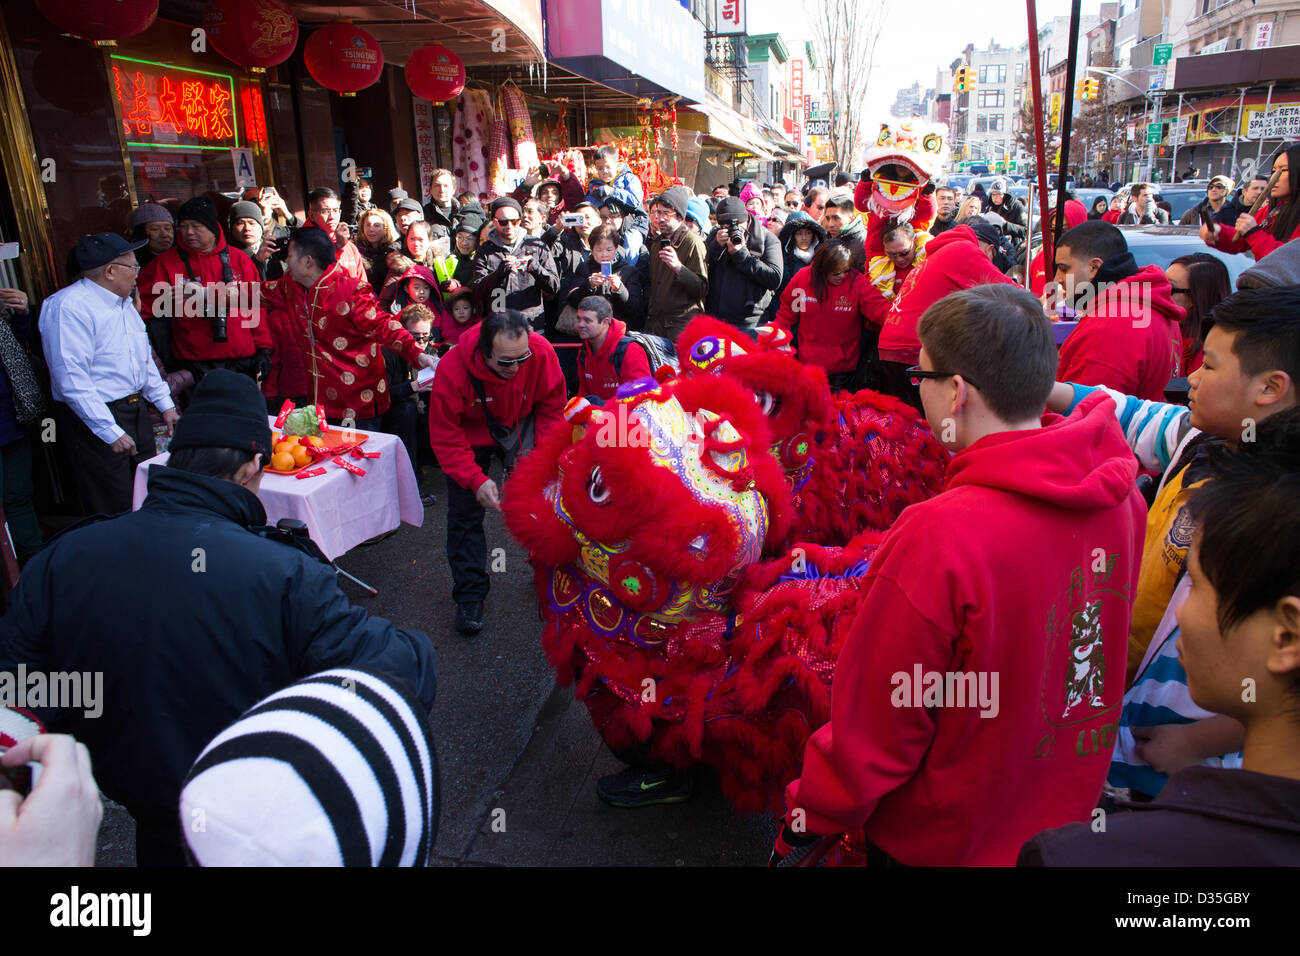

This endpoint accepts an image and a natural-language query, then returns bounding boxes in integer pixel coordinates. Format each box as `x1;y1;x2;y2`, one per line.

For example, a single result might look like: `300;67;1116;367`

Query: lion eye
923;133;941;153
877;125;892;146
587;466;610;505
754;390;781;417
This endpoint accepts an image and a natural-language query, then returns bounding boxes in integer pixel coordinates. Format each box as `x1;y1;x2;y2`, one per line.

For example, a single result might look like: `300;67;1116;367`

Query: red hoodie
771;265;869;373
1212;199;1300;259
878;226;1014;365
1057;264;1185;401
1029;200;1088;296
139;232;271;360
428;323;567;491
576;318;652;400
785;392;1146;865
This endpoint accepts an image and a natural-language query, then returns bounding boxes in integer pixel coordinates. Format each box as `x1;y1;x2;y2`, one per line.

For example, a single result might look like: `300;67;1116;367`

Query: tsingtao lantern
303;22;384;96
34;0;158;45
202;0;299;72
405;43;466;104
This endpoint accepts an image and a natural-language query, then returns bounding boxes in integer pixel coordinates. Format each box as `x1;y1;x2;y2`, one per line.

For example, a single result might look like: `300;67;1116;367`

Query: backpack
611;331;678;378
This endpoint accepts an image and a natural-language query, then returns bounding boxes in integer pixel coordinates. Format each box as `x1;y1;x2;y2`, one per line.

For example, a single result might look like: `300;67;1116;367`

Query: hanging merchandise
551;148;587;186
452;86;493;202
501;82;540;174
486;88;511;198
303;21;384;96
405;43;466;104
555;106;569;152
202;0;298;72
35;0;158;44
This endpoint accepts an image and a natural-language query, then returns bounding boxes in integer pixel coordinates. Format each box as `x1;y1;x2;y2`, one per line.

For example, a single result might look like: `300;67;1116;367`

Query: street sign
1153;43;1173;66
1148;68;1165;92
806;119;831;136
1147;122;1162;145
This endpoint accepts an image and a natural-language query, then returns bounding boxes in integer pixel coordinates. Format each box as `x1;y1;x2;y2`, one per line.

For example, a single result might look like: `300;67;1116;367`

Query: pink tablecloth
133;418;423;560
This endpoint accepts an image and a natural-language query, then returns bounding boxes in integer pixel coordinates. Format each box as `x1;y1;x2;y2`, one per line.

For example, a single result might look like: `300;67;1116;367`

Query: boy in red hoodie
1054;220;1185;401
775;284;1146;866
429;309;566;635
573;295;652;401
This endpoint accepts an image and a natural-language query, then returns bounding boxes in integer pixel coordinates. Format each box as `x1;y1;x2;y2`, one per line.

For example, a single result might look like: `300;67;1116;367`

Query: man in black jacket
0;371;437;866
422;168;461;241
472;197;560;331
704;196;783;332
985;178;1026;241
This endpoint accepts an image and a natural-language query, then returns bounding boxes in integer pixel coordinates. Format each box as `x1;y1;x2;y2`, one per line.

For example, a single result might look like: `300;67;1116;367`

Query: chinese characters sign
712;0;745;35
413;99;437;206
111;56;239;150
791;59;803;117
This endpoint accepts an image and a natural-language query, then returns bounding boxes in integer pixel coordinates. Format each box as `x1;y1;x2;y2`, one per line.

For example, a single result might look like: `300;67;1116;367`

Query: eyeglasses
108;260;141;273
1209;183;1227;190
786;201;800;209
493;350;532;367
907;365;980;389
1169;285;1191;295
494;217;519;226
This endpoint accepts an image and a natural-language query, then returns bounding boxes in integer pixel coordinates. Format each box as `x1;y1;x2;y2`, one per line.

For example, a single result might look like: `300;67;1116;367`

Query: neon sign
111;56;240;151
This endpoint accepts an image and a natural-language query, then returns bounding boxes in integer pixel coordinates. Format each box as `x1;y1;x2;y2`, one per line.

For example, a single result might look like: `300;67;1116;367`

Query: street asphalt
94;464;775;867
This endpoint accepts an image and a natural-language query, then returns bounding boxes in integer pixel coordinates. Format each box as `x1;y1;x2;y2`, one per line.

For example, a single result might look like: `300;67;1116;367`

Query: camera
561;213;586;227
728;224;745;244
210;308;228;343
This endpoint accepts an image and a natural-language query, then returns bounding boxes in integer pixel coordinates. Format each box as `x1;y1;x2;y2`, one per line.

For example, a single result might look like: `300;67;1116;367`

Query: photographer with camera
139;196;272;390
471;198;560;334
704;195;783;333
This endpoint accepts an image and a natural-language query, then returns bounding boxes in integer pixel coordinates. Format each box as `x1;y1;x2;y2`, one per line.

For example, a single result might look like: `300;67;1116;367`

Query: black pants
56;399;156;516
445;446;502;605
181;354;259;386
382;398;419;469
133;812;187;867
877;361;924;413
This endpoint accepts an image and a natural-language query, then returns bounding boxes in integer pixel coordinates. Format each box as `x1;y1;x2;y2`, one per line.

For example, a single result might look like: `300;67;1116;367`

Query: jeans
445;446;501;605
0;435;42;564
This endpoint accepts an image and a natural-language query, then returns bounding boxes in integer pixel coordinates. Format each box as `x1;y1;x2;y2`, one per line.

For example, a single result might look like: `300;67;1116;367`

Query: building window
978;90;1006;108
988;114;1005;132
1016;62;1025;82
1014;87;1022;107
977;115;988;133
979;64;1007;84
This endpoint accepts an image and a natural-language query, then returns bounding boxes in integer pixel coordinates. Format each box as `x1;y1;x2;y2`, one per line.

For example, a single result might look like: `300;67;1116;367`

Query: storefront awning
546;0;707;104
686;102;777;161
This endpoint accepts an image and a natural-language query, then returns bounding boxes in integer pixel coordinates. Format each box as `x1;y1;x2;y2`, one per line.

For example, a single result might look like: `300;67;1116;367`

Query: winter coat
261;263;426;419
763;213;826;323
1057;263;1186;402
575;318;653;401
586;165;644;212
986;194;1026;239
785;391;1145;864
833;213;869;273
639;223;708;343
427;323;566;492
357;238;401;290
139;231;271;362
0;466;437;824
566;253;646;328
770;266;869;374
703;212;784;329
550;230;595;316
1118;202;1170;225
422;198;461;241
471;232;560;330
1211;199;1300;260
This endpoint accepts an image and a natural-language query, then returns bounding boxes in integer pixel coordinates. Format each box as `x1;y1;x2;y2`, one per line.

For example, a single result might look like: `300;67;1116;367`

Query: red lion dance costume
853;118;949;254
503;318;948;814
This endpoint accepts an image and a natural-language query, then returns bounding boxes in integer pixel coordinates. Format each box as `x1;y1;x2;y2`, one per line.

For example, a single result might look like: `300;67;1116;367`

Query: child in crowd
380;264;440;315
432;288;481;350
1045;286;1300;799
775;284;1146;866
1021;409;1300;864
383;303;438;506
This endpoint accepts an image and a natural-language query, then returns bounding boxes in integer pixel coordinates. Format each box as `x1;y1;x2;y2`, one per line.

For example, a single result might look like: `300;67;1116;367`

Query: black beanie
170;369;273;465
489;196;523;218
178;196;222;239
715;196;747;224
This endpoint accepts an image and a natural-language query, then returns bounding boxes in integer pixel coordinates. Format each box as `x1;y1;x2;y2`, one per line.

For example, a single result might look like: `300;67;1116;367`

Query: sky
745;0;1079;122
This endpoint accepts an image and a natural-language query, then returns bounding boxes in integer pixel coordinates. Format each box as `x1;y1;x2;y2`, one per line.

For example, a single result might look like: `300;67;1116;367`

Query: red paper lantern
35;0;158;44
202;0;299;72
404;43;466;104
303;21;384;96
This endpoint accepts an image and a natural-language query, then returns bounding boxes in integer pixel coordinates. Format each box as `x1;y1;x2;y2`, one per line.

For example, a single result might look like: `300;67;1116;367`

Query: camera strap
176;246;235;285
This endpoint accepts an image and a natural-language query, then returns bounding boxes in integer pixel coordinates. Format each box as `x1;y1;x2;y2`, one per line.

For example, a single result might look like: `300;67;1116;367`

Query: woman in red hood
1028;199;1088;296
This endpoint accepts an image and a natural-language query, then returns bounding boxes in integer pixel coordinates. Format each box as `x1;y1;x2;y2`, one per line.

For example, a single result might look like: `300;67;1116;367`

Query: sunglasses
1169;285;1191;295
493;350;532;367
786;201;800;209
907;365;980;390
410;332;433;342
494;217;519;226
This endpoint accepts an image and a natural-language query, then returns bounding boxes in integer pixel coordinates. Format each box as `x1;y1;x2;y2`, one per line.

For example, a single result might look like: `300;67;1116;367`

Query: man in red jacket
140;195;272;385
877;222;1014;408
573;296;652;401
261;228;435;428
1054;220;1185;401
429;310;566;635
775;284;1146;867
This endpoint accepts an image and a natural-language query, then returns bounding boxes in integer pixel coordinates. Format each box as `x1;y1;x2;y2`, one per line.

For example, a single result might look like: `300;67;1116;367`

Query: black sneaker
420;491;438;507
455;601;485;635
595;763;693;808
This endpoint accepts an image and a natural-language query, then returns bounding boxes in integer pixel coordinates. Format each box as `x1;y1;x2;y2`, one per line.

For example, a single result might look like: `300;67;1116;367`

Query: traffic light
954;67;976;94
1079;77;1100;100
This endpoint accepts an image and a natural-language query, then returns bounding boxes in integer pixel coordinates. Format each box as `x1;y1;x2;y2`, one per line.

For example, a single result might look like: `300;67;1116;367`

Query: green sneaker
596;764;694;808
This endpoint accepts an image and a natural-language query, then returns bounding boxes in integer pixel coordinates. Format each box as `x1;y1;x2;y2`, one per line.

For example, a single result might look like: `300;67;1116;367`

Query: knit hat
685;197;710;231
131;202;173;228
388;188;409;205
395;198;424;215
179;669;438;866
739;181;761;204
1237;238;1300;289
488;196;523;218
169;369;273;465
177;196;221;238
715;196;747;224
229;201;263;225
649;185;690;220
990;178;1008;194
453;211;484;235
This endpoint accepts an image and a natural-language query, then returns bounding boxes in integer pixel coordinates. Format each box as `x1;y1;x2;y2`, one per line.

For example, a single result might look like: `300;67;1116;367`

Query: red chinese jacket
261;264;424;420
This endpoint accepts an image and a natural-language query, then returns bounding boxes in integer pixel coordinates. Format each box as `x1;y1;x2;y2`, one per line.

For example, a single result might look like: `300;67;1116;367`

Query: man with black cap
704;195;783;332
41;233;180;515
227;200;282;280
472;197;559;332
0;369;438;865
388;187;410;215
393;198;425;240
139;195;272;389
639;186;708;341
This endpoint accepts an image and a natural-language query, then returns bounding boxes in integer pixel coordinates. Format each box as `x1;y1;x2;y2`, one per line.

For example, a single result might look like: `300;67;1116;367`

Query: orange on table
290;445;313;467
270;450;296;472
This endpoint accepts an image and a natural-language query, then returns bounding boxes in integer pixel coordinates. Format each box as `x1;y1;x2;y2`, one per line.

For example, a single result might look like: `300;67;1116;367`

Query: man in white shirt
41;233;179;515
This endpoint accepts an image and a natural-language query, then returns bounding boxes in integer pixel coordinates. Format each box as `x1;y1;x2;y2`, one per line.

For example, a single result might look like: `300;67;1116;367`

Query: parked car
1029;224;1254;285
